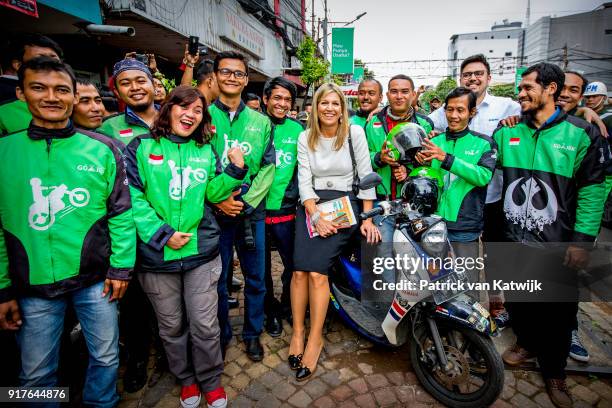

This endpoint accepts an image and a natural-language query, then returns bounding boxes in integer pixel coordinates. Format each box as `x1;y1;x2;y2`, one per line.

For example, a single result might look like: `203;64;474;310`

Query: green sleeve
573;130;607;241
492;128;503;168
366;125;384;170
105;147;136;280
206;147;248;203
243;123;276;210
0;219;13;302
442;146;496;187
125;141;176;251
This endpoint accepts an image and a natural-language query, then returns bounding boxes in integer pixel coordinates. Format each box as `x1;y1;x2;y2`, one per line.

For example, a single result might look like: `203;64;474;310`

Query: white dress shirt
428;92;521;203
298;124;376;204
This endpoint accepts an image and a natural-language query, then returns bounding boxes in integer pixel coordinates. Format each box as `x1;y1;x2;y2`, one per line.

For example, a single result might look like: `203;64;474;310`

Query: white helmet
584;81;608;97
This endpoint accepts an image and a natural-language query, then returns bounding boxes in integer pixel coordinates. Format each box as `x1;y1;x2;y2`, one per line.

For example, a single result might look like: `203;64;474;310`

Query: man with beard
72;80;104;130
493;63;606;408
97;59;158;145
97;58;163;393
350;79;383;128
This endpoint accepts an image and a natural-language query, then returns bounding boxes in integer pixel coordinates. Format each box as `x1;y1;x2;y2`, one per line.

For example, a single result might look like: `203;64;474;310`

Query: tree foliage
489;83;516;99
296;36;329;87
420;77;458;110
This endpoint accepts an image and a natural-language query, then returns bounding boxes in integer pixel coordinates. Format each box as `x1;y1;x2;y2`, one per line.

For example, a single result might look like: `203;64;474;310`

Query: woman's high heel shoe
288;353;302;370
295;343;323;382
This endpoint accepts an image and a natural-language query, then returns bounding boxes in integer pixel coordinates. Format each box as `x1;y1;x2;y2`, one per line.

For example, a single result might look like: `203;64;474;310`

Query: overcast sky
308;0;604;88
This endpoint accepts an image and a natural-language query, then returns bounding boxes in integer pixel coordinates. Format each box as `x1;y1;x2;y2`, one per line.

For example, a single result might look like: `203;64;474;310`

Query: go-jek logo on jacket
28;178;90;231
221;134;252;166
275;149;294;168
168;160;207;200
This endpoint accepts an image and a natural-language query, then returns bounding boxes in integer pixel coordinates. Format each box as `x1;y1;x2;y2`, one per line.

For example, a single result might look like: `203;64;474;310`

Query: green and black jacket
209;99;275;220
429;127;497;234
265;114;304;216
0;99;31;136
365;106;434;196
0;122;136;302
97;108;153;145
126;134;247;273
493;110;607;243
349;110;369;129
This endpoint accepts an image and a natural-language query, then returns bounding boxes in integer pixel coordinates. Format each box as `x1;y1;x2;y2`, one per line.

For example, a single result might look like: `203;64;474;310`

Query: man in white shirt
428;54;520;325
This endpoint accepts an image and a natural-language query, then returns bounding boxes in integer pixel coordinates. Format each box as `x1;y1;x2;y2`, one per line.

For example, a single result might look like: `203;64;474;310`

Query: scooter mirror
359;172;382;190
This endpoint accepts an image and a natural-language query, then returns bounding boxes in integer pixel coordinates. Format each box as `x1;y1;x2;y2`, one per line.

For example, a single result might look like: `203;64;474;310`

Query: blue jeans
16;281;119;408
264;219;295;317
217;217;266;347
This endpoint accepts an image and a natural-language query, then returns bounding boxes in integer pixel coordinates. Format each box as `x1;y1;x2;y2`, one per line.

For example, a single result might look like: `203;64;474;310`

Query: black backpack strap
347;126;360;195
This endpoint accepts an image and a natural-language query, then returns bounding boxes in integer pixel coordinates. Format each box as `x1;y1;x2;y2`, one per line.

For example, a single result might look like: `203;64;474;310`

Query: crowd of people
0;33;610;408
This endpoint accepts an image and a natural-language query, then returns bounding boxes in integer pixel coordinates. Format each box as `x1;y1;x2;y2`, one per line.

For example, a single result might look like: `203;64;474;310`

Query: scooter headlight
421;221;448;258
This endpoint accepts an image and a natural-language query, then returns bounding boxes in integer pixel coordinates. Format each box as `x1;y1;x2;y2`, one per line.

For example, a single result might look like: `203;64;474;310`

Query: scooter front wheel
409;321;504;407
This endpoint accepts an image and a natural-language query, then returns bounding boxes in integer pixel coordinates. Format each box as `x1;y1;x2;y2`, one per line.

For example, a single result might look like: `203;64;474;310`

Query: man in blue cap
97;58;158;145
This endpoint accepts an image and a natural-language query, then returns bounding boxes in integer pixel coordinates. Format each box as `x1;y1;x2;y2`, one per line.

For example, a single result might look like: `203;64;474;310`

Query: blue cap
112;58;153;82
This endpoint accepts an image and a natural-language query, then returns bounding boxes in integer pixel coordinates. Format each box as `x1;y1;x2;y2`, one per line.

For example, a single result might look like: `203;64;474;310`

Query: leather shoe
502;343;535;366
266;316;282;337
296;364;316;381
545;379;572;408
123;359;148;393
231;277;243;292
245;338;264;361
288;354;302;370
228;296;239;309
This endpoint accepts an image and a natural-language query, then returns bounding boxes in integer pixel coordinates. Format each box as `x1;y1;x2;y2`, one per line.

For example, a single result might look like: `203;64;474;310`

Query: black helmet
401;176;439;215
385;122;426;166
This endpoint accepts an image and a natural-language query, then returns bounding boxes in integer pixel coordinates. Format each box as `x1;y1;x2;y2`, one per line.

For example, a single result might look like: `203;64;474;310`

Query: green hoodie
209;100;275;219
493;110;606;243
0;123;135;301
0;99;31;135
265;115;304;215
125;134;247;272
97;108;153;145
429;127;497;233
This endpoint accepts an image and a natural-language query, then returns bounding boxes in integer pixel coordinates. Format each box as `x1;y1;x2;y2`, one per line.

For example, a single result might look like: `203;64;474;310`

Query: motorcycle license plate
431;271;467;305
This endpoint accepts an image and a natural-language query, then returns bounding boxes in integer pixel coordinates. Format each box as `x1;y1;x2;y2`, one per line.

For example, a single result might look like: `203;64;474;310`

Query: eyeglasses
461;70;486;79
217;68;248;79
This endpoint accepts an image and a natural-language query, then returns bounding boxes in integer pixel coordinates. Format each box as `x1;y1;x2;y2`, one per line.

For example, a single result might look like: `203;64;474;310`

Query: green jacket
266;115;304;215
349;110;369;129
0;99;31;135
97;108;153;145
429;127;497;233
0;123;135;301
209;100;275;220
365;106;434;196
125;134;247;272
493;110;607;243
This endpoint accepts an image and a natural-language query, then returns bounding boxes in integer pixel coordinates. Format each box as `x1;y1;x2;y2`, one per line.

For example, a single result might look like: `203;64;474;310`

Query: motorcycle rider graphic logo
28;178;90;231
275;149;293;168
504;176;558;232
168;160;208;200
221;133;251;166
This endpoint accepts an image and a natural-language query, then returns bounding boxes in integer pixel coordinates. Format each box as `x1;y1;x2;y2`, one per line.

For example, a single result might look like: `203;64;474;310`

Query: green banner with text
353;66;364;83
332;28;354;74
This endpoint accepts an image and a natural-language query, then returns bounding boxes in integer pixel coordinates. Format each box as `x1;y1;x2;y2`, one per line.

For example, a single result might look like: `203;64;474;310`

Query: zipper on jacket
522;129;540;243
46;138;55;282
177;144;183;259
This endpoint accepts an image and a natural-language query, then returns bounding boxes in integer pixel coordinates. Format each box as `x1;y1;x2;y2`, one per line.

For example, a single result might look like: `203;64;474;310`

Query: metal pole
323;0;328;61
311;0;315;37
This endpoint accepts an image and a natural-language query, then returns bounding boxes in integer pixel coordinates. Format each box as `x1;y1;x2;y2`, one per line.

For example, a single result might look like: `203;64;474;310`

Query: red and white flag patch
119;128;134;138
210;125;216;134
373;122;382;129
148;153;164;165
509;137;520;146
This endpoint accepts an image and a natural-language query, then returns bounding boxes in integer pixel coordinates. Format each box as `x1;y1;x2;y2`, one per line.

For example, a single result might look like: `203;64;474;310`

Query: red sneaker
205;386;228;408
180;383;201;408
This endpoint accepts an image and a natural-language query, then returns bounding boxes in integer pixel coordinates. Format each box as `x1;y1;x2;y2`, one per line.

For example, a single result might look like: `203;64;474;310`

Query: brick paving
118;253;612;408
